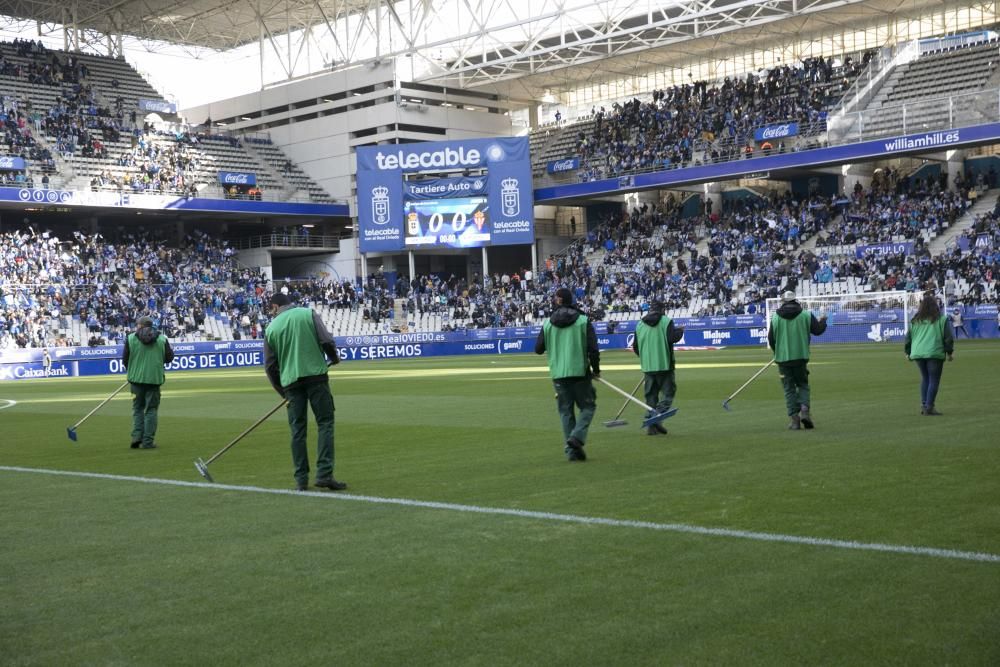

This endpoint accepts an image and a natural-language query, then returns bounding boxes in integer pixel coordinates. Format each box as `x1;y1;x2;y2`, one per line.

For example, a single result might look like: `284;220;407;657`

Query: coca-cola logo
222;173;252;184
761;125;792;139
551;159;577;172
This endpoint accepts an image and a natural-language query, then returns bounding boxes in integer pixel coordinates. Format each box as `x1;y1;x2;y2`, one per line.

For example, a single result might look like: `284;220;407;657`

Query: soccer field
2;343;999;665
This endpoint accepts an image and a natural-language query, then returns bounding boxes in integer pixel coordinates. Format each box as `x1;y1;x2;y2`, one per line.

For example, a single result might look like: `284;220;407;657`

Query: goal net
765;290;915;345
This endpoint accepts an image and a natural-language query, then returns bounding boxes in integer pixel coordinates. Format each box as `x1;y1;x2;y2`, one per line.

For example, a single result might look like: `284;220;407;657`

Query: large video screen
356;137;534;253
404;198;490;248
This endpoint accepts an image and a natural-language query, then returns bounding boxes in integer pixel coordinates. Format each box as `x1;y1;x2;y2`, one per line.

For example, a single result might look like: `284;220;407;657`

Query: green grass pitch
2;342;999;665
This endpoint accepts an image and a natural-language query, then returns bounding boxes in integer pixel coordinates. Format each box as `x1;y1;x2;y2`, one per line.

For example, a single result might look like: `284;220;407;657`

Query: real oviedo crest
500;178;519;217
371;186;390;225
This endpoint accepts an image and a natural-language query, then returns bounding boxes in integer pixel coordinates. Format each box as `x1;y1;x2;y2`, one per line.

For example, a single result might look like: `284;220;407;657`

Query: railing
918;31;998;55
829;87;1000;144
229;234;347;251
832;41;918;118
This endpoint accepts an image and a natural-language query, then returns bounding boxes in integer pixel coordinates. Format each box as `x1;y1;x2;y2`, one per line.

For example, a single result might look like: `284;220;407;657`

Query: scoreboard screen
404;198;490;248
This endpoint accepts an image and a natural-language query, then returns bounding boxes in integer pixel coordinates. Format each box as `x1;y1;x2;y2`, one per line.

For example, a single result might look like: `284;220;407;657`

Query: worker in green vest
534;288;601;461
632;301;685;435
767;291;827;430
264;292;345;491
123;315;174;449
904;292;954;415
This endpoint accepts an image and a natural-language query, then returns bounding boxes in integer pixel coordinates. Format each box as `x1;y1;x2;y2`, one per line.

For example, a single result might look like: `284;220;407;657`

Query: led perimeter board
356;137;534;252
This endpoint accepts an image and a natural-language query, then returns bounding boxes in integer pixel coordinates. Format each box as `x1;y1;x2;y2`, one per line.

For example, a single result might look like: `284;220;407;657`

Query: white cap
781;291;797;303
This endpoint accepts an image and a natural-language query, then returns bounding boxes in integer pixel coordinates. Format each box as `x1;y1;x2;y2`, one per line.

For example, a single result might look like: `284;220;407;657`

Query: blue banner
0;156;26;170
218;171;257;186
5;309;999;381
356;137;534;253
403;176;488;200
547;157;580;174
0;186;346;217
138;99;177;114
754;123;799;141
956;234;996;252
855;241;914;258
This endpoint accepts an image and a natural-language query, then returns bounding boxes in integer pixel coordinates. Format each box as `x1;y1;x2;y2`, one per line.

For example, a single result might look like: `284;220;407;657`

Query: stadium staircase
928;187;999;255
530;116;596;178
242;140;336;203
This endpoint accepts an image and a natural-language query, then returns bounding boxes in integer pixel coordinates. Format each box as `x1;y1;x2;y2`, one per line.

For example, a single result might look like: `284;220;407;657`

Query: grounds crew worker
123;315;174;449
767;291;827;430
632;301;684;435
534;287;601;461
264;293;346;491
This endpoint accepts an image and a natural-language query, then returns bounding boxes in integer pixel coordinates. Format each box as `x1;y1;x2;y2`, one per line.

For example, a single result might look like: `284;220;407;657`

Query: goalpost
765;290;919;344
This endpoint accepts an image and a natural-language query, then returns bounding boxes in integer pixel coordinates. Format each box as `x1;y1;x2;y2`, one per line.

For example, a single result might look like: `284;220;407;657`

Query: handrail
227;234;348;250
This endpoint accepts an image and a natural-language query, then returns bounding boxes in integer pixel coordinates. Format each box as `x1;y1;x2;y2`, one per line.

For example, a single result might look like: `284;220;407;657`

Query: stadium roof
0;0;373;51
0;0;986;99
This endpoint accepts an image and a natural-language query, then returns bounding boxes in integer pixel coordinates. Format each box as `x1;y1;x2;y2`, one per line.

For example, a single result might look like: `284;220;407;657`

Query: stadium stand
531;50;874;181
2;168;995;351
2;30;1000;351
0;39;335;202
843;38;1000;138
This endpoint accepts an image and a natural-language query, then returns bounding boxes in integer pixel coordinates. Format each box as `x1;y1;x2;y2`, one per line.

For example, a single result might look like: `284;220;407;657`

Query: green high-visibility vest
543;316;588;379
265;307;329;387
770;310;812;362
126;333;167;385
909;316;947;360
636;316;672;372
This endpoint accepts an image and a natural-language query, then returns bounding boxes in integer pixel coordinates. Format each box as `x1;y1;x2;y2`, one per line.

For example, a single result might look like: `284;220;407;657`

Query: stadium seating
0;39;334;202
530;51;872;181
851;39;1000;137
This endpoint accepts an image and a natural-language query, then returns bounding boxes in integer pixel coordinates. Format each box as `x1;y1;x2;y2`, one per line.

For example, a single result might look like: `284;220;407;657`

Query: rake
603;377;644;427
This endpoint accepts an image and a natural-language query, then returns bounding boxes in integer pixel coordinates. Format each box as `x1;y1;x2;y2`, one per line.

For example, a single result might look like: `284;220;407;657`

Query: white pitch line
0;399;17;410
2;465;998;564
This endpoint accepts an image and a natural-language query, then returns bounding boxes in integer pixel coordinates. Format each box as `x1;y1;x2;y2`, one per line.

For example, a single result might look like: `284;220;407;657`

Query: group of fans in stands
3;170;996;352
574;51;874;182
0;228;268;350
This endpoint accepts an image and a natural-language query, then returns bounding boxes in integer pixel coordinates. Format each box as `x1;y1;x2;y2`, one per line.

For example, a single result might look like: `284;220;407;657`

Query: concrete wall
181;63;516;207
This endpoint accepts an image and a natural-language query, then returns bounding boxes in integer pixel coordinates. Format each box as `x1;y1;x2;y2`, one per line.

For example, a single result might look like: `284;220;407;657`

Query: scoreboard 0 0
404;197;491;248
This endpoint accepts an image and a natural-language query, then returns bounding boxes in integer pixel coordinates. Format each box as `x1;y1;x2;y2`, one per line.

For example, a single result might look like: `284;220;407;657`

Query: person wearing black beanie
534;288;601;461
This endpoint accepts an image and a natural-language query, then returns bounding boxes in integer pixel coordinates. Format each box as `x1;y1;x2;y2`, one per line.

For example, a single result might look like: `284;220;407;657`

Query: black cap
270;293;291;306
555;287;574;305
650;300;664;312
137;315;153;328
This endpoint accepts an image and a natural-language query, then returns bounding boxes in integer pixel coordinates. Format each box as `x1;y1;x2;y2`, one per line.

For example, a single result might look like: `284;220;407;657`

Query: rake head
722;399;733;412
66;427;78;442
641;407;678;429
193;458;214;483
603;419;628;428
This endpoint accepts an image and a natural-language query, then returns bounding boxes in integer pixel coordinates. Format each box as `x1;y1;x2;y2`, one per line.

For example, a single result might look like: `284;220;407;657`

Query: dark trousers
553;377;596;450
915;358;944;408
777;361;810;416
285;380;335;485
643;370;676;416
130;383;161;446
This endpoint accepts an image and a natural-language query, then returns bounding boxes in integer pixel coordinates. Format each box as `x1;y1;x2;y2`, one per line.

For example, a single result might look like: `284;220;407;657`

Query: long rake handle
71;381;130;429
725;359;776;403
203;397;288;466
596;377;655;412
611;377;645;421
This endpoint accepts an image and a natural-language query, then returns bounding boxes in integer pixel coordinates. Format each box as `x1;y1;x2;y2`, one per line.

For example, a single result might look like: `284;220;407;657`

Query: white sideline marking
0;399;17;410
2;465;998;564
